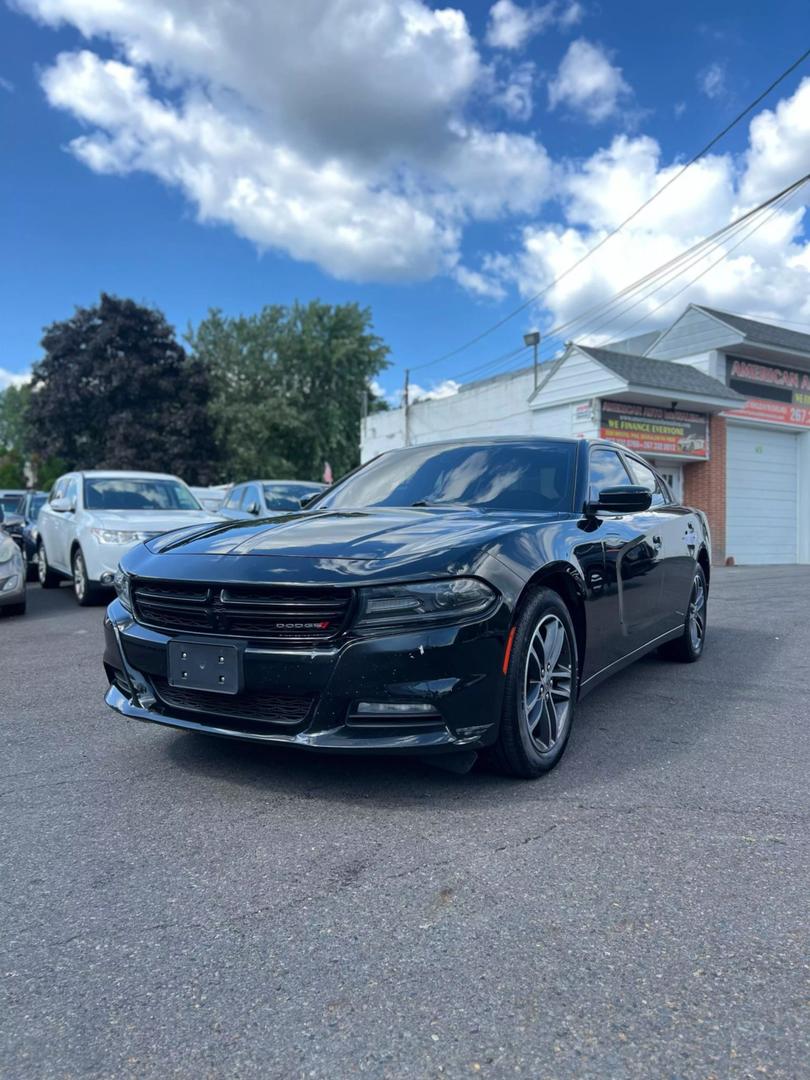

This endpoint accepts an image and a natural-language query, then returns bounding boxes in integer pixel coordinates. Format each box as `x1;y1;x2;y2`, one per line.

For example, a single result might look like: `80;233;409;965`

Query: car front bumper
103;599;509;754
0;568;25;607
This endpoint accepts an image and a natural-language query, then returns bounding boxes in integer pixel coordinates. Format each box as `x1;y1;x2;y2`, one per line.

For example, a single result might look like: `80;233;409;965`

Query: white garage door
726;424;798;564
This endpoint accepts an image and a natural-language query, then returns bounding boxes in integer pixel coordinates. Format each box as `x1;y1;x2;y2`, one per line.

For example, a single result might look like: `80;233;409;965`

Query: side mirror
50;497;74;513
586;486;652;516
300;492;321;509
246;501;260;516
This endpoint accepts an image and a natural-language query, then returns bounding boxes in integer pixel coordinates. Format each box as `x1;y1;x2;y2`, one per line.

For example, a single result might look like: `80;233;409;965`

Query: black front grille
151;677;315;726
132;579;353;643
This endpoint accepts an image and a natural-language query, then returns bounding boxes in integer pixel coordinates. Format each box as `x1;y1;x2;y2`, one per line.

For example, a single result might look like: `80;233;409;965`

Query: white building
362;305;810;565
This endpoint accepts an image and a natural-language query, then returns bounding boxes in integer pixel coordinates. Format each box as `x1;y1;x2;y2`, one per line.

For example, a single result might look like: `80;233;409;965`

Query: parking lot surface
2;568;809;1079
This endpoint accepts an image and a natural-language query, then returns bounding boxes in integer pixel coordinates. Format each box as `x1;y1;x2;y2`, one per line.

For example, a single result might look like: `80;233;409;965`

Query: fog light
355;701;438;715
0;574;20;593
100;571;115;585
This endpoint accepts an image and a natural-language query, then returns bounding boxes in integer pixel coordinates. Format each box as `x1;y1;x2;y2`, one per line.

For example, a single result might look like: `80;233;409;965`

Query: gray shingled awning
579;346;746;403
696;306;810;356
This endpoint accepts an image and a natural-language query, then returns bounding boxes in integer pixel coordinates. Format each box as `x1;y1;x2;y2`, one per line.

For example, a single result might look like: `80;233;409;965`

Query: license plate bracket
167;640;242;694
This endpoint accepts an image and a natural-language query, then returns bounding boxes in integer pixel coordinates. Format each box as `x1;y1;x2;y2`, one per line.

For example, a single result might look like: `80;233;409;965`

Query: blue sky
2;0;810;399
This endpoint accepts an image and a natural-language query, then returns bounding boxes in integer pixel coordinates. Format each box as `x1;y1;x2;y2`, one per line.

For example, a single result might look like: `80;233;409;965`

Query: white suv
37;470;220;605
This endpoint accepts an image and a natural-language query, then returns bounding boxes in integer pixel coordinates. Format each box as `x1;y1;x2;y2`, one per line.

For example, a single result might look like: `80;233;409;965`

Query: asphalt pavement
1;568;809;1079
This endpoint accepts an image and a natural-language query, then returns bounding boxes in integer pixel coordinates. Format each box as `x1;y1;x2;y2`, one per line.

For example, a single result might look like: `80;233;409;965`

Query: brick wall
683;414;727;563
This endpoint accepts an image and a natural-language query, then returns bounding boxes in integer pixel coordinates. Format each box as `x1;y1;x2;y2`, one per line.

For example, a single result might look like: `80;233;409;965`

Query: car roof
260;479;323;486
76;470;183;481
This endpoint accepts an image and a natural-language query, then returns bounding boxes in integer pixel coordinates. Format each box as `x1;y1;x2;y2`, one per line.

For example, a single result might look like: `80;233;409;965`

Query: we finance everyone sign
725;356;810;428
599;400;709;458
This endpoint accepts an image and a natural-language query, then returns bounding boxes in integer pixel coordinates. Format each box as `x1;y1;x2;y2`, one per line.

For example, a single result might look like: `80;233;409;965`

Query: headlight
91;528;151;545
354;578;497;632
113;566;132;612
0;538;20;566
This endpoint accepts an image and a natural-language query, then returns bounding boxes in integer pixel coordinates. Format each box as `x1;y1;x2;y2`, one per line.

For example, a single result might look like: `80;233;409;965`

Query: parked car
104;437;710;779
219;480;326;520
0;490;25;515
0;506;26;553
37;470;220;606
190;485;230;513
0;508;26;617
16;489;48;580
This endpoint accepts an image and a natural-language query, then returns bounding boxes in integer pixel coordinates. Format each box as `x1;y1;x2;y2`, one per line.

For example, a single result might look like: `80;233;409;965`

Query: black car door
622;453;697;625
587;447;669;664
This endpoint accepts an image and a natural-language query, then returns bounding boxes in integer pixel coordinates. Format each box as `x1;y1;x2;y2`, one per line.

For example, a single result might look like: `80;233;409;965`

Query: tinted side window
624;457;666;507
588;450;631;502
224;487;242;510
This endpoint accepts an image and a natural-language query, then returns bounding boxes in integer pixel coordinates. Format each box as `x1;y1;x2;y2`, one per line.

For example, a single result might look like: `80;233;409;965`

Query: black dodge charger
104;437;710;778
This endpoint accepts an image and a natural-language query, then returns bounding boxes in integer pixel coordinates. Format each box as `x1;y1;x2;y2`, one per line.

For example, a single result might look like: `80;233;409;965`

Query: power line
440;172;809;386
411;45;810;373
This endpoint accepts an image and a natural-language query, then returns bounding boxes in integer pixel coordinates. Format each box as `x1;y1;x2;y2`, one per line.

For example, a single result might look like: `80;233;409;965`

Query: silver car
0;511;26;617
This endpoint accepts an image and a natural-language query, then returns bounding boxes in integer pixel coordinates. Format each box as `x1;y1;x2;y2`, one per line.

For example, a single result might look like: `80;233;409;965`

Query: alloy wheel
73;552;86;602
38;546;47;585
523;613;573;752
688;574;706;652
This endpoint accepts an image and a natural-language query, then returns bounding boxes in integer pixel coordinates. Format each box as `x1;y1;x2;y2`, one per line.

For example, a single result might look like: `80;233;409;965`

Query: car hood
147;507;564;563
89;510;220;535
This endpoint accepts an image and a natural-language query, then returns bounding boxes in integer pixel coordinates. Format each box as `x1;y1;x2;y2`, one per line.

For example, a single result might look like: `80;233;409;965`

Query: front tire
71;548;100;607
37;543;61;589
490;587;578;779
659;566;707;663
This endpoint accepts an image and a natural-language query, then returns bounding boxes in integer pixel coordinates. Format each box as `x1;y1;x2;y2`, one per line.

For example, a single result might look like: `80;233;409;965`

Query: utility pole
403;368;411;447
524;330;541;392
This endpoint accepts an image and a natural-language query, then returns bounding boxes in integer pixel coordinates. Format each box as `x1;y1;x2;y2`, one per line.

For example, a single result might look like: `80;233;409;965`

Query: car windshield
318;441;575;513
1;495;23;513
263;483;322;510
84;478;202;511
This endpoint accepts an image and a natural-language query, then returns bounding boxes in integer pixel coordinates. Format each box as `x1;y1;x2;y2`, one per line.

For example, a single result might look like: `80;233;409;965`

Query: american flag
322;461;333;485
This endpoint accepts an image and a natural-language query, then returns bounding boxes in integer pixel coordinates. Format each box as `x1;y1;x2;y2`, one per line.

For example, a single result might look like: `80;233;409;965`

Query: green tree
28;293;219;484
0;384;30;488
188;300;390;482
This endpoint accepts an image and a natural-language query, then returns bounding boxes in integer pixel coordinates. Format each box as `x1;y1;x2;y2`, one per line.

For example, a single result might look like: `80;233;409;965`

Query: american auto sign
599;400;709;458
725;356;810;428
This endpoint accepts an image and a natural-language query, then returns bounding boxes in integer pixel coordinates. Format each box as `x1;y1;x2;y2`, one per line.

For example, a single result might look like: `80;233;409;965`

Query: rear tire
37;543;61;589
659;566;707;663
490;587;578;779
71;548;100;607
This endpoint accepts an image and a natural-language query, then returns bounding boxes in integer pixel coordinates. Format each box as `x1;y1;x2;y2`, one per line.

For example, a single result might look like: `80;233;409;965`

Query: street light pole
524;330;541;392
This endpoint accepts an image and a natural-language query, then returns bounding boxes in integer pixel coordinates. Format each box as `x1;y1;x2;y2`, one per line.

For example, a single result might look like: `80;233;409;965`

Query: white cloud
486;0;553;50
741;76;810;204
485;0;582;50
548;38;630;122
490;89;810;340
0;75;14;93
372;376;460;405
698;61;727;100
0;368;30;390
490;62;535;121
453;264;507;300
409;379;460;403
20;0;555;283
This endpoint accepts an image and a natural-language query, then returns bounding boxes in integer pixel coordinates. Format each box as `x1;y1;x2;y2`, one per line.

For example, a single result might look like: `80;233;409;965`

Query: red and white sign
725;356;810;428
